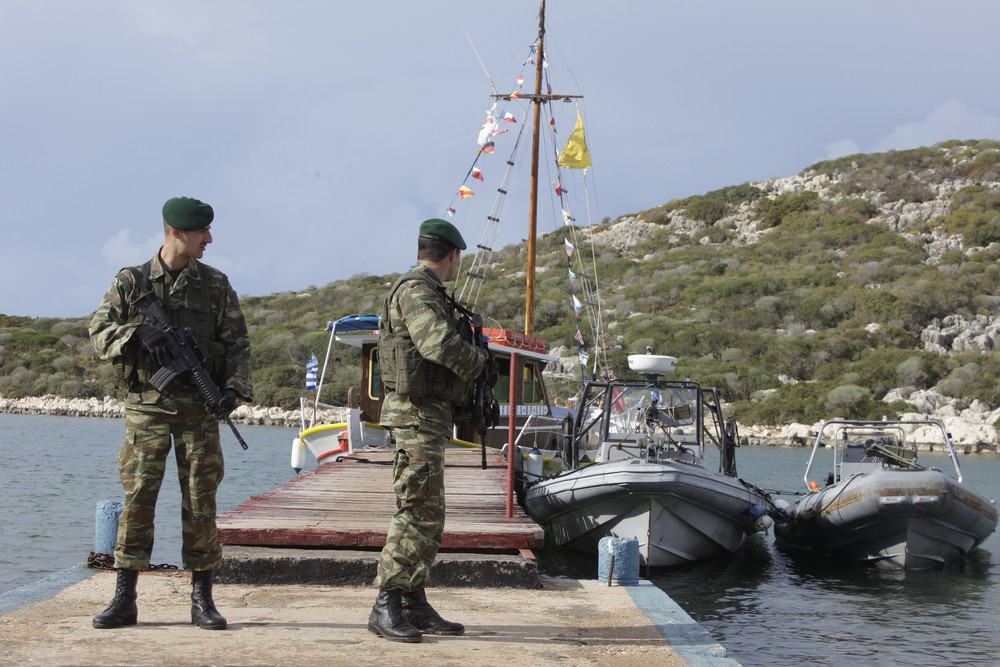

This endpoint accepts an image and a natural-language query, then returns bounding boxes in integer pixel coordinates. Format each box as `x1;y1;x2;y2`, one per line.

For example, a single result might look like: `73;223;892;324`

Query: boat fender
291;438;307;474
748;504;774;532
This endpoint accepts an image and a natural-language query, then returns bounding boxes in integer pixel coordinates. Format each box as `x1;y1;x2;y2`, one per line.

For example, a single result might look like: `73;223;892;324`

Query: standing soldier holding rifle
369;218;490;643
89;196;252;631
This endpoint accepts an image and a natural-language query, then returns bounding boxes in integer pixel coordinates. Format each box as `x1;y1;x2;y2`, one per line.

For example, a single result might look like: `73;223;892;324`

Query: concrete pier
0;567;741;666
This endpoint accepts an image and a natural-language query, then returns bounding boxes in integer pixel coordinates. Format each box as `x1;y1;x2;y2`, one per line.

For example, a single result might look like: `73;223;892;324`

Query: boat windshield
575;381;702;452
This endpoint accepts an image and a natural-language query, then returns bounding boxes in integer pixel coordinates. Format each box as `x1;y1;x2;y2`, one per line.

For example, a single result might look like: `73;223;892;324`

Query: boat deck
217;447;543;552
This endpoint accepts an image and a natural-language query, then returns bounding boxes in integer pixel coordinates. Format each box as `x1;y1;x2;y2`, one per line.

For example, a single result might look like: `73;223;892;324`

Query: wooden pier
217;447;544;553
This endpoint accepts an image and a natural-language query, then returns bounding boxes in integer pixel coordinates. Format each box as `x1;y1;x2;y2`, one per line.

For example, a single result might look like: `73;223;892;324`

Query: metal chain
86;551;179;571
87;552;114;569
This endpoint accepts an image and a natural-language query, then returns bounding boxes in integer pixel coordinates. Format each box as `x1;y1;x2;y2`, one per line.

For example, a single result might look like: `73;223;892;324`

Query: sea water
650;446;1000;667
0;412;314;593
1;413;998;665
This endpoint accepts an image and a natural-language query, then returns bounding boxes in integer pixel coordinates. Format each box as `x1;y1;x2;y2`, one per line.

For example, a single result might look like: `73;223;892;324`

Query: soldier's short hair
417;236;455;262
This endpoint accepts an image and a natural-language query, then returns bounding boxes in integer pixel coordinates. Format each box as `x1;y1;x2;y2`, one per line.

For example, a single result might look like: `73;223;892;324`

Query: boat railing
802;418;963;489
298;396;347;433
513;413;570;454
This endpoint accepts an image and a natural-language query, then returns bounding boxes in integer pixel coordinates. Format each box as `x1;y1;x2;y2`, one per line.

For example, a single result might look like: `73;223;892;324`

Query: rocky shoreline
2;394;997;455
0;395;348;430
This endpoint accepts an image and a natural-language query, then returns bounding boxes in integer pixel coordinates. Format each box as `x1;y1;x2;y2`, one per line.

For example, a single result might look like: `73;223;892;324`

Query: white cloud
100;229;161;267
871;100;1000;153
824;140;862;160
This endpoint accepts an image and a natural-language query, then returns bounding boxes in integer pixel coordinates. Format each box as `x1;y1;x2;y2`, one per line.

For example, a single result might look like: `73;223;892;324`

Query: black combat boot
401;587;465;636
368;588;422;643
92;568;139;629
191;570;227;630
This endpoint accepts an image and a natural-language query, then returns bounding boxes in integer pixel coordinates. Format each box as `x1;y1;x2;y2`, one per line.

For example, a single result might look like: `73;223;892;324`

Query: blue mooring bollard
597;536;640;585
94;499;123;554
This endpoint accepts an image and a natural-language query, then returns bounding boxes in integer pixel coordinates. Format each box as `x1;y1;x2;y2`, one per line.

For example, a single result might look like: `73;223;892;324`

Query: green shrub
755;191;819;228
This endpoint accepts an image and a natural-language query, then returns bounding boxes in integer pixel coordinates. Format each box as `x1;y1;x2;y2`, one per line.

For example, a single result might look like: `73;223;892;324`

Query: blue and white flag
305;354;319;391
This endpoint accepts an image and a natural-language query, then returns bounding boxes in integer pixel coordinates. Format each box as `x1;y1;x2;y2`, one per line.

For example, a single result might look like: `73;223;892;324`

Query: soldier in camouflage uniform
88;197;252;631
368;218;487;643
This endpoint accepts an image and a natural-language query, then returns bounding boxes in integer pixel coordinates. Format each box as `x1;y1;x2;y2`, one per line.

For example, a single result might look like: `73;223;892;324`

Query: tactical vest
378;267;473;403
116;260;227;392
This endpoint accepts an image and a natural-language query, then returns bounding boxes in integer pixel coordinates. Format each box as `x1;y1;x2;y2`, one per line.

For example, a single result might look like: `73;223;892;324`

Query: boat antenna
463;26;498;98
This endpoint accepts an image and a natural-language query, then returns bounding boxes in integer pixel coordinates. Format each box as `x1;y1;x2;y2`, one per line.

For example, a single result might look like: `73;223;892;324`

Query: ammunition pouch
380;333;470;402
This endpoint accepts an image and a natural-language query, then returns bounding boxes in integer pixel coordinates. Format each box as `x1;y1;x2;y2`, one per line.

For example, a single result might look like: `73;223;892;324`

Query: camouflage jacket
379;264;486;430
89;252;253;411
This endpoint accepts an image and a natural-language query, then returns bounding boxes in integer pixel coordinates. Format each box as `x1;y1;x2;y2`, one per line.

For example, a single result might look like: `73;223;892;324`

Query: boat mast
524;0;546;336
498;0;580;335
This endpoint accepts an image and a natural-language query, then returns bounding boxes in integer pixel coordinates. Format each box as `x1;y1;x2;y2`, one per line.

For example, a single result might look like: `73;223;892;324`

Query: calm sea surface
0;412;317;593
1;413;998;665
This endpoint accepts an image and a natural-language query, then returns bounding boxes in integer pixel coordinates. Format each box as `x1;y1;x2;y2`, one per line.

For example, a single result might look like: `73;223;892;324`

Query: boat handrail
802;418;963;489
514;413;570;456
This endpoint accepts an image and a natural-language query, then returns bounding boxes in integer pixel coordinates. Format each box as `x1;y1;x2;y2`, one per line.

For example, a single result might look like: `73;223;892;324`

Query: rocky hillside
3;140;1000;447
583;139;1000;358
549;140;1000;445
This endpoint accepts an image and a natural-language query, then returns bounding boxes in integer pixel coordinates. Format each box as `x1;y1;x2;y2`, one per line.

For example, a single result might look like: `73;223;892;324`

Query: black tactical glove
216;389;238;417
135;324;179;366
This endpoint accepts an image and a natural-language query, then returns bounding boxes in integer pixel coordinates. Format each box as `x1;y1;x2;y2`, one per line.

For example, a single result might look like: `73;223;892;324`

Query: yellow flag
557;110;592;170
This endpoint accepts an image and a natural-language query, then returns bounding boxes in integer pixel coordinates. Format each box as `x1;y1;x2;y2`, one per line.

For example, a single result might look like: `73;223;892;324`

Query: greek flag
305;354;319;391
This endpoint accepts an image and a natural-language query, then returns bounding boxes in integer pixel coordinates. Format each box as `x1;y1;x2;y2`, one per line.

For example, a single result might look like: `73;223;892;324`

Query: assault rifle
126;269;249;450
443;291;500;467
468;313;500;469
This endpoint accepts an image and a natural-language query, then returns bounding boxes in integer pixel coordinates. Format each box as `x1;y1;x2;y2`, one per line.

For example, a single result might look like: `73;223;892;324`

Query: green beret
418;218;466;251
162;197;214;231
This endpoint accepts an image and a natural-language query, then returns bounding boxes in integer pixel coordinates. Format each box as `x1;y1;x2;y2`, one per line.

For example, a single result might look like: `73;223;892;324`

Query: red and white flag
471;167;484;181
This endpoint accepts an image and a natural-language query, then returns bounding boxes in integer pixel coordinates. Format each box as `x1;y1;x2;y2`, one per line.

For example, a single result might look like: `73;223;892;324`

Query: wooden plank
218;447;543;550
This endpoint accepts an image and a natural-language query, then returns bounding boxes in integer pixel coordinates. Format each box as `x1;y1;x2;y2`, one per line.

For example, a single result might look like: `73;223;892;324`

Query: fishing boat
523;352;776;567
773;418;998;570
290;314;385;470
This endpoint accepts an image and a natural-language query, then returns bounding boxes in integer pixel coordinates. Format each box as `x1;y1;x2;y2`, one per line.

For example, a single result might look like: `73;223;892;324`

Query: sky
3;1;1000;319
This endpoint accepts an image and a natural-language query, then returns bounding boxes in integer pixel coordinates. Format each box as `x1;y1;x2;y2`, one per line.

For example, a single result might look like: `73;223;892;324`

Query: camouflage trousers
373;427;446;591
114;401;225;571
